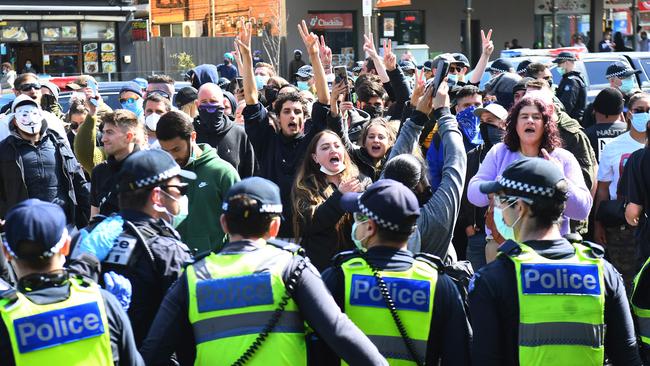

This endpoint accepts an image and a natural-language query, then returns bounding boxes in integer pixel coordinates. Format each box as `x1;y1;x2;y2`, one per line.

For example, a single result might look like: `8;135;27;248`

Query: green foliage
171;52;196;71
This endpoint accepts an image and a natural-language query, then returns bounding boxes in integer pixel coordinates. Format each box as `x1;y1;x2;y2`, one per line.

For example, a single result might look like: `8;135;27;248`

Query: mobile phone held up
427;59;449;98
334;66;351;101
87;79;100;107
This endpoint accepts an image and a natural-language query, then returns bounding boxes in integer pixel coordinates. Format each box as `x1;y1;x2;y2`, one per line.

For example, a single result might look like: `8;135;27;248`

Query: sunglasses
353;212;369;223
449;66;464;73
119;97;140;104
19;83;41;92
633;108;650;113
147;90;171;99
159;184;189;196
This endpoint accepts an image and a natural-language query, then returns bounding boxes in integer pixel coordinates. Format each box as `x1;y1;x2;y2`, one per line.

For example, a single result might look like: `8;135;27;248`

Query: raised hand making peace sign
298;20;320;57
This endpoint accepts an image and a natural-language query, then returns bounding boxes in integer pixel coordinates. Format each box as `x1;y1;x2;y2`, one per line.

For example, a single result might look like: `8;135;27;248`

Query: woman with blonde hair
292;130;371;270
175;86;198;118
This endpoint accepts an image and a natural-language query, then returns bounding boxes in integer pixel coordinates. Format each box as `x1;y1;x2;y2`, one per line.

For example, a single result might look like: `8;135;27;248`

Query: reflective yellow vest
341;255;437;366
186;243;307;365
632;255;650;347
505;242;606;366
0;277;113;366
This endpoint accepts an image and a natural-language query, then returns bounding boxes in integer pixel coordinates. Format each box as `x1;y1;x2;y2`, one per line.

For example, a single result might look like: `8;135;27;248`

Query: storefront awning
0;5;136;12
0;14;129;22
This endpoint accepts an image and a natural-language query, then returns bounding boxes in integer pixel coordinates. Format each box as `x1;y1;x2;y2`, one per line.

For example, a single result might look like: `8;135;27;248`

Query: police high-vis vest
504;241;606;365
341;255;437;366
632;256;650;347
186;242;307;365
0;277;113;366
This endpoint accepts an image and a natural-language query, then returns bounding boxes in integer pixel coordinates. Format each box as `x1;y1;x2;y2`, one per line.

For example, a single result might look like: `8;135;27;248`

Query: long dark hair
503;95;562;154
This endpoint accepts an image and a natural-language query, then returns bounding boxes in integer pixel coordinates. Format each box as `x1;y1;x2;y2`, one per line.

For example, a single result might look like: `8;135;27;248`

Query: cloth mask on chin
15;104;43;134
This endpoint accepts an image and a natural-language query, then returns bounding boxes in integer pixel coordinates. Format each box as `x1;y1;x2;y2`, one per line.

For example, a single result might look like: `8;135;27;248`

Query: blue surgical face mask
255;75;270;90
631;112;650;133
557;66;565;75
620;77;636;94
121;98;143;117
351;221;368;251
447;73;459;84
297;81;310;91
493;200;521;241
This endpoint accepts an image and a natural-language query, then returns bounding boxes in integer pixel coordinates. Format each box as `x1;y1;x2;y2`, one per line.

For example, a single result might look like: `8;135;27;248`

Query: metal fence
133;36;285;80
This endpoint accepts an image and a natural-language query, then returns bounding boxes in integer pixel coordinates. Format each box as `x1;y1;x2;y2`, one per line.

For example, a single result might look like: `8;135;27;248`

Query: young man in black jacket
239;20;331;238
0;95;89;228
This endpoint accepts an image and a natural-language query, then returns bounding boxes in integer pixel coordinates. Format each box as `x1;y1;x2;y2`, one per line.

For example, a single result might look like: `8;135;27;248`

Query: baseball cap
452;53;470;68
516;59;532;76
67;75;98;90
512;76;534;95
419;60;433;71
479;158;568;201
3;199;68;260
41;81;60;100
118;149;196;192
340;179;420;233
119;81;143;97
11;94;40;113
295;65;314;78
222;177;283;215
174;86;198;107
606;61;641;79
486;58;514;74
474;102;508;121
217;77;231;89
593;87;624;116
552;51;578;64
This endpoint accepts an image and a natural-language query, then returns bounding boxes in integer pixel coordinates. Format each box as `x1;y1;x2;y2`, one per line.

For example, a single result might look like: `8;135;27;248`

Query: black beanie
383;154;423;190
593;87;624;116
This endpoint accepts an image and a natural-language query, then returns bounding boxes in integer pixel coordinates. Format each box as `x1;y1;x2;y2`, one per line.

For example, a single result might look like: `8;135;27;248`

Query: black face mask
265;88;279;106
479;123;506;146
198;104;226;132
295;55;301;61
363;104;384;119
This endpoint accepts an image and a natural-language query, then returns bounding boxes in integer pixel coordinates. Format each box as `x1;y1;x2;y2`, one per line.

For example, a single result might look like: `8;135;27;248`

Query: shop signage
363;0;372;17
307;13;353;30
534;0;590;14
640;1;650;11
377;0;411;7
132;20;148;41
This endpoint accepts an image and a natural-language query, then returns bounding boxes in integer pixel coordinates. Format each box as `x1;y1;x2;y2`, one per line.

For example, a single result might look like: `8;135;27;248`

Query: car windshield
584;60;613;86
638;58;650;82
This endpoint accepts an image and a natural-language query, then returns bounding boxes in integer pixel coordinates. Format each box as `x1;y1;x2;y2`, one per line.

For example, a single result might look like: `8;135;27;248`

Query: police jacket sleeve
243;102;274;157
152;238;192;292
558;79;579;118
427;273;471;366
66;253;102;283
602;261;643;365
100;289;145;366
288;258;388;366
139;272;196;366
418;111;467;257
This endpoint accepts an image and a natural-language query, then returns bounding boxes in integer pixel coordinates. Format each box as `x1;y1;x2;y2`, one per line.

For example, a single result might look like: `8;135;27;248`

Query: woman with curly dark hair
467;93;592;262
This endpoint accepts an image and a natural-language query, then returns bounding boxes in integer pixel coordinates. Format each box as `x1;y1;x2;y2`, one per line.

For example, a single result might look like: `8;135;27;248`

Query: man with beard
0;95;89;228
193;82;256;178
240;21;330;239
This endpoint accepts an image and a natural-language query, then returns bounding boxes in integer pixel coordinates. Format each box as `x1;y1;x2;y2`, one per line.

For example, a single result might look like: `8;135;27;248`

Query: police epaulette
414;253;444;272
580;241;605;258
331;249;362;266
267;239;306;256
498;240;522;256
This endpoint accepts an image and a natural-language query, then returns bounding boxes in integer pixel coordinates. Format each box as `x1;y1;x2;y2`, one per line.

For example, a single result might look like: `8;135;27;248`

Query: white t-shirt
597;132;645;199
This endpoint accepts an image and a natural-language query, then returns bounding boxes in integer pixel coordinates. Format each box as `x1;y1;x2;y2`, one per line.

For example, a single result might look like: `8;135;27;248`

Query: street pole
465;0;472;63
632;1;639;50
551;0;558;48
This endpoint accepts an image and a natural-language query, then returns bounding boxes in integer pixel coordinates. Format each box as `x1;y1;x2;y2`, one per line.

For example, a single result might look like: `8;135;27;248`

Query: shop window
81;22;116;40
41;22;78;42
379;10;424;45
0;21;38;42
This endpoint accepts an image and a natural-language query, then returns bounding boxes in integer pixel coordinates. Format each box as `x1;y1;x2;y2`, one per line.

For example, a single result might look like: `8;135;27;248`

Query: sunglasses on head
147;90;171;99
159;183;189;196
119;97;140;104
19;83;41;92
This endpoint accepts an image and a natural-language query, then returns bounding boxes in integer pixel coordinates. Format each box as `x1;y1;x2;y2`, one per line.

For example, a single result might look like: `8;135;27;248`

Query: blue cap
133;78;148;90
118;149;196;192
552;51;578;63
452;53;470;68
398;60;416;71
479;158;567;201
606;61;640;79
486;58;514;73
295;65;314;78
119;81;143;97
516;59;532;75
418;60;433;71
222;177;283;214
3;199;67;259
340;179;420;233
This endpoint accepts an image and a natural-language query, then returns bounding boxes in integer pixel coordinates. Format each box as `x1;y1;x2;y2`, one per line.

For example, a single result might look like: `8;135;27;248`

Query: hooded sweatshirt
176;143;240;255
191;64;220;89
193;115;256;178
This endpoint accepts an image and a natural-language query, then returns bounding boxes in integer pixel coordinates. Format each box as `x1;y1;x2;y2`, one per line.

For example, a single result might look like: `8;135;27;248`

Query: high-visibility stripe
367;335;427;361
519;322;605;348
192;310;303;344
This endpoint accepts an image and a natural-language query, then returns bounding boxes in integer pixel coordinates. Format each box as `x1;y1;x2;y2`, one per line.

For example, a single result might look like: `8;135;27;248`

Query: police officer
468;158;641;365
553;51;587;121
632;256;650;363
140;177;387;365
73;149;194;347
0;199;143;365
317;179;470;366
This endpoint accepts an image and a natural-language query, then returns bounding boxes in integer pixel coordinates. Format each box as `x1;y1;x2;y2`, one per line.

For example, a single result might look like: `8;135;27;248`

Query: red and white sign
307;13;354;30
640;1;650;11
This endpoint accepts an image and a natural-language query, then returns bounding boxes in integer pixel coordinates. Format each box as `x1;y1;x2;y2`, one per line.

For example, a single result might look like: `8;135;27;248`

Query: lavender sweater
467;143;592;235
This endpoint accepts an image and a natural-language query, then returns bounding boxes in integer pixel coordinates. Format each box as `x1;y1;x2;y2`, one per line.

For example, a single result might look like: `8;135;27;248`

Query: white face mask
14;104;42;134
319;165;346;176
145;113;161;132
